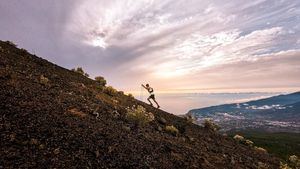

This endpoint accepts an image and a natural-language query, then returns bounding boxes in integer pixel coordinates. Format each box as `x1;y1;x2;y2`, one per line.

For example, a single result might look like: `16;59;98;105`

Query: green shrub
289;155;300;168
244;139;254;146
184;114;195;123
126;105;154;126
203;119;220;131
71;67;89;77
39;75;49;85
254;146;267;153
128;93;134;99
233;134;245;142
95;76;106;86
104;86;118;96
165;125;179;136
280;162;292;169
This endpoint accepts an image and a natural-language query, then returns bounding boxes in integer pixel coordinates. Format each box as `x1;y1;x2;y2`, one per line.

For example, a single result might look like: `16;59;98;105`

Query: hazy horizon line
126;87;300;95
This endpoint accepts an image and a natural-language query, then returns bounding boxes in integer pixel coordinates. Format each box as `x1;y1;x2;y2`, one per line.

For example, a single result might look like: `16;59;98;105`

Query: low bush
104;86;118;96
203;119;220;131
254;146;267;153
280;162;292;169
165;125;179;136
95;76;106;86
128;93;134;99
71;67;89;77
289;155;300;168
184;114;195;123
39;75;49;85
233;135;245;142
118;91;124;95
126;105;154;126
244;139;254;146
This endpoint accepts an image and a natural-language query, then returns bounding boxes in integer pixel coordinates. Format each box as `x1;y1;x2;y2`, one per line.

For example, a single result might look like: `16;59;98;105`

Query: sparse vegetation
68;108;87;118
184;114;195;123
118;91;124;95
288;155;300;168
233;135;254;147
245;139;254;147
255;146;268;153
95;76;106;86
233;134;245;142
229;131;300;161
6;41;17;47
257;162;269;169
165;125;179;136
39;75;49;85
203;119;220;131
128;93;134;99
126;105;154;126
104;86;118;96
71;67;89;77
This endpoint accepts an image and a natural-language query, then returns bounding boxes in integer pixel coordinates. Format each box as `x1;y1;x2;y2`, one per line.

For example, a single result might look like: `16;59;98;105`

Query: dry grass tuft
68;108;87;118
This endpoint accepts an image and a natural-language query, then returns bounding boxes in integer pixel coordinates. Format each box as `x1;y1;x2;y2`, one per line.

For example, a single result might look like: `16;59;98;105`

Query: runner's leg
153;99;160;108
147;97;153;106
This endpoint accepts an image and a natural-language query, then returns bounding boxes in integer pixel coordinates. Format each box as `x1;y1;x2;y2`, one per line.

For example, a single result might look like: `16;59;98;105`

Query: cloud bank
0;0;299;92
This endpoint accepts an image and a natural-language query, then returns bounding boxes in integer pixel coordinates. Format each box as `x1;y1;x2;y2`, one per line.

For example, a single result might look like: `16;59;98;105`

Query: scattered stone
93;111;99;119
112;110;120;118
9;133;16;141
95;150;100;158
231;157;235;165
53;148;60;155
30;138;38;145
257;162;269;169
122;126;131;132
39;75;49;85
68;108;87;118
39;144;45;150
113;99;119;104
187;136;195;142
158;117;167;125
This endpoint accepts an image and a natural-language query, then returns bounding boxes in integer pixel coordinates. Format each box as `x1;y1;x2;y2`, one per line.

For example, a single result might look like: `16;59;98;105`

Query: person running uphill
141;84;160;108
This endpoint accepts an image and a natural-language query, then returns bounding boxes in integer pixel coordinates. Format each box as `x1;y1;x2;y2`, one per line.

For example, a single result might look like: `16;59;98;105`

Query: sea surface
136;92;282;115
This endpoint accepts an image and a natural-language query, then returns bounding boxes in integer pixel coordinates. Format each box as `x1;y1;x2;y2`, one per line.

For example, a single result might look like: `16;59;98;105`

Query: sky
1;0;300;93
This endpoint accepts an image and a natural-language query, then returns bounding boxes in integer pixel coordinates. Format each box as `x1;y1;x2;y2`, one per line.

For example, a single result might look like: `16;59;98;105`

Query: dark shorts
148;94;155;99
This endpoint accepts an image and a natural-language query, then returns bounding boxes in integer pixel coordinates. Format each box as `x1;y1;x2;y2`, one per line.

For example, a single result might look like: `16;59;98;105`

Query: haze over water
136;92;283;115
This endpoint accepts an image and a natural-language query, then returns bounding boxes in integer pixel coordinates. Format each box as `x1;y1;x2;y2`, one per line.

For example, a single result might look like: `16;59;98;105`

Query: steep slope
188;92;300;132
0;41;279;168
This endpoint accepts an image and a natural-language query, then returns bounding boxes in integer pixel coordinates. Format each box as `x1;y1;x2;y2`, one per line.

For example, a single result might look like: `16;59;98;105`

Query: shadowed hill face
0;41;279;168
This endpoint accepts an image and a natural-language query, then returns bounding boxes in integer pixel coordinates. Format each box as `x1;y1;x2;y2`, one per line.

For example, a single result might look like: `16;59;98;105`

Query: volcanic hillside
0;40;280;168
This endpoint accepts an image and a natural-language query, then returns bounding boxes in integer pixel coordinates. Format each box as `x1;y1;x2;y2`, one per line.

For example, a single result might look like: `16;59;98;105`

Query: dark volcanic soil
0;41;280;168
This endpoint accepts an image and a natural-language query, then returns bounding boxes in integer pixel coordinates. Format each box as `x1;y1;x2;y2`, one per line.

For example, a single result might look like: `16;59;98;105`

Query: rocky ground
0;40;280;168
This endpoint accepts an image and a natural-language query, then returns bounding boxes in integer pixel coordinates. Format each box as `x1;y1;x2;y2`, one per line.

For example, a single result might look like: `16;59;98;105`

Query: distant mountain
188;92;300;133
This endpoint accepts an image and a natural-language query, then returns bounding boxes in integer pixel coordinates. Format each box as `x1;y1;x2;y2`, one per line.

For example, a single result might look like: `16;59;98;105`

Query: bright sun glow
92;37;108;49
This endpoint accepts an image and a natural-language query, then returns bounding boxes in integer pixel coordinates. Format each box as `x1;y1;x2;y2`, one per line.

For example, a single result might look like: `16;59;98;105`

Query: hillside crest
0;41;279;168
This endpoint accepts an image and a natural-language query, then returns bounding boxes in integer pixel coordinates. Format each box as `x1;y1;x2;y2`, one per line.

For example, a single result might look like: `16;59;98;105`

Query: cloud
0;0;299;91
